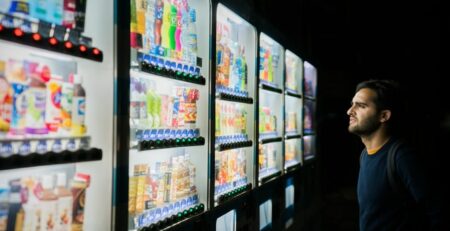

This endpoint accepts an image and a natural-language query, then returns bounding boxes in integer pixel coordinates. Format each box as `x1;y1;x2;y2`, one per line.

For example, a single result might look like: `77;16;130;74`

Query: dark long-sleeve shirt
357;138;448;231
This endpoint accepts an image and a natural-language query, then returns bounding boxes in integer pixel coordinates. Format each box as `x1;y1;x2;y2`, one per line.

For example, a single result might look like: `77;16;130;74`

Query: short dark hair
356;79;405;133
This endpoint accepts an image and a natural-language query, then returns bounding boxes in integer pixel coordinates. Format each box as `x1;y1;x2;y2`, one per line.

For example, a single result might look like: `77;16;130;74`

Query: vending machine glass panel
128;0;210;229
214;3;256;205
257;33;284;183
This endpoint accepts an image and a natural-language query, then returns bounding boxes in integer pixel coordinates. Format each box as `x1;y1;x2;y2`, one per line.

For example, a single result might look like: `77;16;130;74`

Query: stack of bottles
259;106;277;136
0;59;87;157
259;39;280;87
130;77;199;131
285;55;298;93
285;112;297;134
304;101;313;133
131;0;198;67
215;101;248;143
130;77;202;147
258;143;277;177
129;152;198;227
284;140;298;166
215;21;248;97
1;0;87;31
214;149;247;195
0;172;90;231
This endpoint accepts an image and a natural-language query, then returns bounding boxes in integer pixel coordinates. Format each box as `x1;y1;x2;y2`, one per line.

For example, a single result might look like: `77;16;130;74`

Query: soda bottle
154;0;164;46
161;0;171;52
71;74;86;136
187;9;197;66
169;0;178;52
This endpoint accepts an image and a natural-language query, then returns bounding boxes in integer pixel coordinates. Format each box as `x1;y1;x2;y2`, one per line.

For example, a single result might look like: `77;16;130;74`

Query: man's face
347;88;381;136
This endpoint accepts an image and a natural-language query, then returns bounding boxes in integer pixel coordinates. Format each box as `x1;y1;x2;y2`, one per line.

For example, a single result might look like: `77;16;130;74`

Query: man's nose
347;106;354;116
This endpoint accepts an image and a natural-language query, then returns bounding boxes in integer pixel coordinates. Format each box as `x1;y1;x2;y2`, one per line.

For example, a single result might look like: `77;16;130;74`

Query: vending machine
303;61;317;161
125;0;211;230
284;50;303;170
257;33;284;184
213;3;257;230
0;0;114;230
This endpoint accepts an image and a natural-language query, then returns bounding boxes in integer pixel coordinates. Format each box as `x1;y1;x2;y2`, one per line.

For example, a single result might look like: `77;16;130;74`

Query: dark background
247;0;448;229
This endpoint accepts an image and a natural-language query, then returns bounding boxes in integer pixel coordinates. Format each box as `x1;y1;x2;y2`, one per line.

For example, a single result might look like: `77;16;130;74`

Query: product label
72;97;85;125
57;196;72;231
11;83;28;134
41;200;57;231
26;87;47;134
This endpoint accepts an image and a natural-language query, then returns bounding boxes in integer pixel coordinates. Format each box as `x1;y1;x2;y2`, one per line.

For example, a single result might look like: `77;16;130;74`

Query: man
347;79;447;230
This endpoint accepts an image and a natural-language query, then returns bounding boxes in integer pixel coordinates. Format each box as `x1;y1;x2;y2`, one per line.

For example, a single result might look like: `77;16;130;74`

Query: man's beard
348;115;381;136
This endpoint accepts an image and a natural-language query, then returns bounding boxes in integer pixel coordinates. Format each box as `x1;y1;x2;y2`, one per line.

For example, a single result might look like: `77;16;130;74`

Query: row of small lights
0;24;102;58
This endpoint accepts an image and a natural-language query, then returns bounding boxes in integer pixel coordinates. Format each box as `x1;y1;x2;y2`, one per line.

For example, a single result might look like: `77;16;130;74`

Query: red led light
92;48;100;56
64;41;73;49
79;45;87;52
0;25;3;32
32;33;41;41
49;37;58;46
13;28;24;37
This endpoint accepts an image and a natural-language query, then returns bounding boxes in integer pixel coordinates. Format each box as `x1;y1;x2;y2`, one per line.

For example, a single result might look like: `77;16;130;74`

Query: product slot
0;148;102;170
0;13;103;62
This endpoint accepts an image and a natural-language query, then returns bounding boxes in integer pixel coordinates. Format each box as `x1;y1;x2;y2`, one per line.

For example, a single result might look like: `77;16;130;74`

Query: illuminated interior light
32;33;41;41
13;28;24;37
64;41;73;49
92;48;101;55
79;45;87;52
49;37;58;46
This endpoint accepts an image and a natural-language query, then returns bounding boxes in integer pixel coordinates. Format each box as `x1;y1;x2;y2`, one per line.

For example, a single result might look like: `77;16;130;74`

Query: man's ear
380;110;391;123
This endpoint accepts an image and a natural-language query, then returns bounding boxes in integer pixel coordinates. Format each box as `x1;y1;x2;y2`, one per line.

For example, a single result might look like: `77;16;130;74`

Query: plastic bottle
168;0;178;52
0;61;12;133
187;8;197;66
62;0;76;28
154;0;163;47
55;173;73;231
180;0;190;63
146;89;156;128
135;0;146;35
161;0;171;51
60;75;73;132
145;0;157;53
26;72;47;135
174;0;182;56
40;175;57;231
71;74;86;136
48;0;64;25
139;80;148;128
45;75;63;134
129;77;140;128
30;0;48;21
152;93;161;128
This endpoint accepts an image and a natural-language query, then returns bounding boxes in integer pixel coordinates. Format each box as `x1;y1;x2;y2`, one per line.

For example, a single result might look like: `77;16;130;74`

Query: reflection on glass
303;100;314;133
259;199;272;230
215;149;247;195
259;34;282;88
303;135;315;160
285;51;302;93
258;143;279;179
285;139;301;167
304;61;317;98
285;178;295;229
216;210;237;231
216;19;248;97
